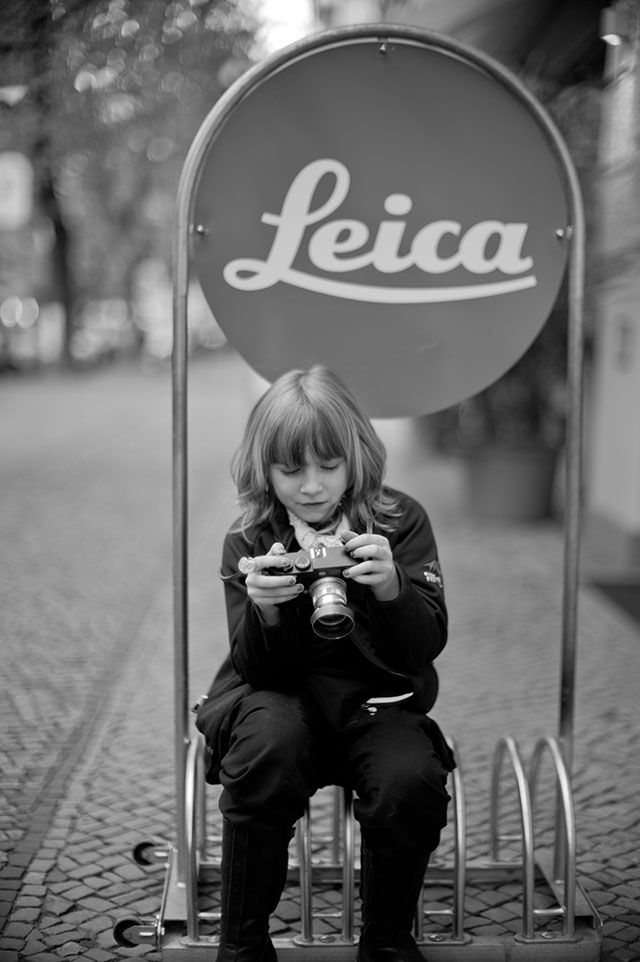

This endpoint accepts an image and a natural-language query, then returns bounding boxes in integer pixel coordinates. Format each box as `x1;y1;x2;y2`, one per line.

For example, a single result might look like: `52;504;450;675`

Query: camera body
267;544;357;640
267;544;357;583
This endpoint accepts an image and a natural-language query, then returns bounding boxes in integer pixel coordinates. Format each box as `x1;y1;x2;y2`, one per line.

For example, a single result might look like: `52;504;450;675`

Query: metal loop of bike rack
489;736;537;940
179;732;580;950
177;731;586;955
415;736;468;944
121;728;600;958
489;734;579;943
180;733;468;950
528;735;578;941
184;734;206;944
296;786;357;946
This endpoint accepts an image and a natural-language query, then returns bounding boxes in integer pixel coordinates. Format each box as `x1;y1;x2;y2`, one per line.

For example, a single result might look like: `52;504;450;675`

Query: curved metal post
184;735;202;943
414;736;466;943
196;735;207;863
528;736;577;939
489;737;536;940
341;787;355;942
172;153;192;889
296;803;314;942
332;784;342;864
449;738;467;942
559;199;586;775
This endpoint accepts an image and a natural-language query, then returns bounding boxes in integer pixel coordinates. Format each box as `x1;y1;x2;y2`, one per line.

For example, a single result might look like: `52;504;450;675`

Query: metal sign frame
171;24;585;887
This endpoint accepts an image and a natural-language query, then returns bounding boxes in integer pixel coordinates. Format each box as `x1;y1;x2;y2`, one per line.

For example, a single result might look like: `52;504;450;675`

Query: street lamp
600;5;630;46
600;4;632;81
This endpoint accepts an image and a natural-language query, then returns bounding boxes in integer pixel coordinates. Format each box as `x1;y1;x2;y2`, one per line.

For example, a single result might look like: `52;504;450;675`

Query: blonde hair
230;366;399;533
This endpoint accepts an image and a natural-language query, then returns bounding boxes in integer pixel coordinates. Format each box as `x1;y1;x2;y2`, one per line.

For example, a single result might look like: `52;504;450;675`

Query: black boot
216;819;292;961
357;842;429;962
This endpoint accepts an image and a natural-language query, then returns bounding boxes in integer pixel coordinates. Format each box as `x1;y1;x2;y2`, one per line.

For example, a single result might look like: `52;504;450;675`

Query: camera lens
308;577;355;640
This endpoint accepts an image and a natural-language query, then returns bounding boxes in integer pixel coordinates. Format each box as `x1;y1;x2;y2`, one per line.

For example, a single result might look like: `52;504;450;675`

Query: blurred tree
1;0;261;364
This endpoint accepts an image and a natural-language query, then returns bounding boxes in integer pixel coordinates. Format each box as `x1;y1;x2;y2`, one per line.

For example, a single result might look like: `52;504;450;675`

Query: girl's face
269;449;349;526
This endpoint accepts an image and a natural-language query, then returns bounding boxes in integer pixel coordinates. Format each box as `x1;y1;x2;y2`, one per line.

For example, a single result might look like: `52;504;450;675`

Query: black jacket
196;487;448;781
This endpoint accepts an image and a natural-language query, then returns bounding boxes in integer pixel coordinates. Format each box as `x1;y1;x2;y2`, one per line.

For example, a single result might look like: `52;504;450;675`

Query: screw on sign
191;31;571;417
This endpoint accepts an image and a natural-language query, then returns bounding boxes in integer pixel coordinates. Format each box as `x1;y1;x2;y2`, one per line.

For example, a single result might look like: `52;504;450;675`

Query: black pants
217;690;451;857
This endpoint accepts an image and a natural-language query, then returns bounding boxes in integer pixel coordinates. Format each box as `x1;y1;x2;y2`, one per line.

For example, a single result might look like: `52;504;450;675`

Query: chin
300;505;331;521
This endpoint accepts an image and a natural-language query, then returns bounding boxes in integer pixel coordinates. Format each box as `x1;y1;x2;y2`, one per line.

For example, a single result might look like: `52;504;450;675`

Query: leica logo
224;159;537;303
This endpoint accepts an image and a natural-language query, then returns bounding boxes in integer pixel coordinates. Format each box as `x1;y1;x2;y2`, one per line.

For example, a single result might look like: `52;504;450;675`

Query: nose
300;467;323;495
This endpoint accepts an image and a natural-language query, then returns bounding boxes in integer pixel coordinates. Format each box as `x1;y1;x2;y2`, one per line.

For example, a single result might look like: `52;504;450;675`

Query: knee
232;691;311;760
382;756;449;816
356;755;451;852
219;691;318;828
223;690;316;788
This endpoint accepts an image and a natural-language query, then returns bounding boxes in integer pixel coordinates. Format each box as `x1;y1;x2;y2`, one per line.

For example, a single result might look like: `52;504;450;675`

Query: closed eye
274;465;301;477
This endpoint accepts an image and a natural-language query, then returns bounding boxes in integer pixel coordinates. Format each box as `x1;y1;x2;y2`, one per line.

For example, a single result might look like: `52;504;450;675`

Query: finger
252;572;297;588
350;543;379;561
339;529;358;547
345;559;375;578
253;552;290;572
253;583;304;604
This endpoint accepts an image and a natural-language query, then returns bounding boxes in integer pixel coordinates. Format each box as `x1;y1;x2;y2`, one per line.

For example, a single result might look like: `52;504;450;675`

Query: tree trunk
32;0;75;367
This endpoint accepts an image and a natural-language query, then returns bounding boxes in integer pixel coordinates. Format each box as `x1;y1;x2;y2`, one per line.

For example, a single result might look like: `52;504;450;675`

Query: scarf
287;508;348;551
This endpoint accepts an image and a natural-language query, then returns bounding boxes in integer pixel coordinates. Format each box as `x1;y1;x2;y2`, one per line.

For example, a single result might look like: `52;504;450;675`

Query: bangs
265;404;348;468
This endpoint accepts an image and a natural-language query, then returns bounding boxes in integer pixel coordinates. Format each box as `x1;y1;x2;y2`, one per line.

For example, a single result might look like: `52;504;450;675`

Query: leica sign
192;32;570;416
223;159;536;302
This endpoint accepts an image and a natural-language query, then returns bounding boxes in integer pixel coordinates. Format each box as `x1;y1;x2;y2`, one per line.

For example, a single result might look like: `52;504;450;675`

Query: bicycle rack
115;731;601;959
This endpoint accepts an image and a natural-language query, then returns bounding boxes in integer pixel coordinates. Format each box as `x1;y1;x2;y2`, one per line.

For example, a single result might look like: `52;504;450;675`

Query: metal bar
171;293;189;886
297;804;314;942
449;739;467;942
184;736;200;943
529;737;577;939
196;736;207;863
558;195;586;775
332;784;342;865
172;123;194;887
341;788;355;942
489;738;536;940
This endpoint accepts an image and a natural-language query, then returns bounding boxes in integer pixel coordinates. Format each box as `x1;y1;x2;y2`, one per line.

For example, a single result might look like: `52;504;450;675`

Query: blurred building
313;0;640;576
587;1;640;574
312;0;604;84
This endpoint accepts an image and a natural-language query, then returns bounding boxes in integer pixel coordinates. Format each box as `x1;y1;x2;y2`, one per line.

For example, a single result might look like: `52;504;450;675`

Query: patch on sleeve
422;560;444;589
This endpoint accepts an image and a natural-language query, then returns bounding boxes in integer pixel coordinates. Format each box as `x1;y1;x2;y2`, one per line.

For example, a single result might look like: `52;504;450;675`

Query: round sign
192;30;570;417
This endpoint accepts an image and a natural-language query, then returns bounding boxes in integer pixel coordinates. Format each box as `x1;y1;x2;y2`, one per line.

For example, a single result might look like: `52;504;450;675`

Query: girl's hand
340;530;400;601
244;542;304;624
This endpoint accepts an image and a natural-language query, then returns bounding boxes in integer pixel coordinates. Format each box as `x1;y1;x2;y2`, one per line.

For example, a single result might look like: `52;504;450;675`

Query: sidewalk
1;355;639;960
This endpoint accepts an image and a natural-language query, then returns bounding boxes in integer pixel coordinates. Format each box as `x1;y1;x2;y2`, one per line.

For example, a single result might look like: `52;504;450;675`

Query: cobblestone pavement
1;352;639;961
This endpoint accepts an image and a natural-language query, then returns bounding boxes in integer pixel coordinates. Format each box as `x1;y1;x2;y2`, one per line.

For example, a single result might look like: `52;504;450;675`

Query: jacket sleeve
221;528;309;691
366;494;448;671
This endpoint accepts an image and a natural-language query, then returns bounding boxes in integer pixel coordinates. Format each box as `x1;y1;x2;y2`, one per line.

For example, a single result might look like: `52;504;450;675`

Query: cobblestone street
1;351;639;961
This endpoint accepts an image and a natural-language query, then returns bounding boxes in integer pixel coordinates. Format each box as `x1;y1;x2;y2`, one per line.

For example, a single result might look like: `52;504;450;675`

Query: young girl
196;366;454;962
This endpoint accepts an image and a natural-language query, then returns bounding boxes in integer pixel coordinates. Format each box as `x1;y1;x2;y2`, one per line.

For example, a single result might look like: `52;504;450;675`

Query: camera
269;544;357;640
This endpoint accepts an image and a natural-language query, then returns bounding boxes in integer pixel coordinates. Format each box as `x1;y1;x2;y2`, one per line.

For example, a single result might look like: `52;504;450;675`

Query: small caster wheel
133;840;169;865
113;916;158;948
114;917;141;947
